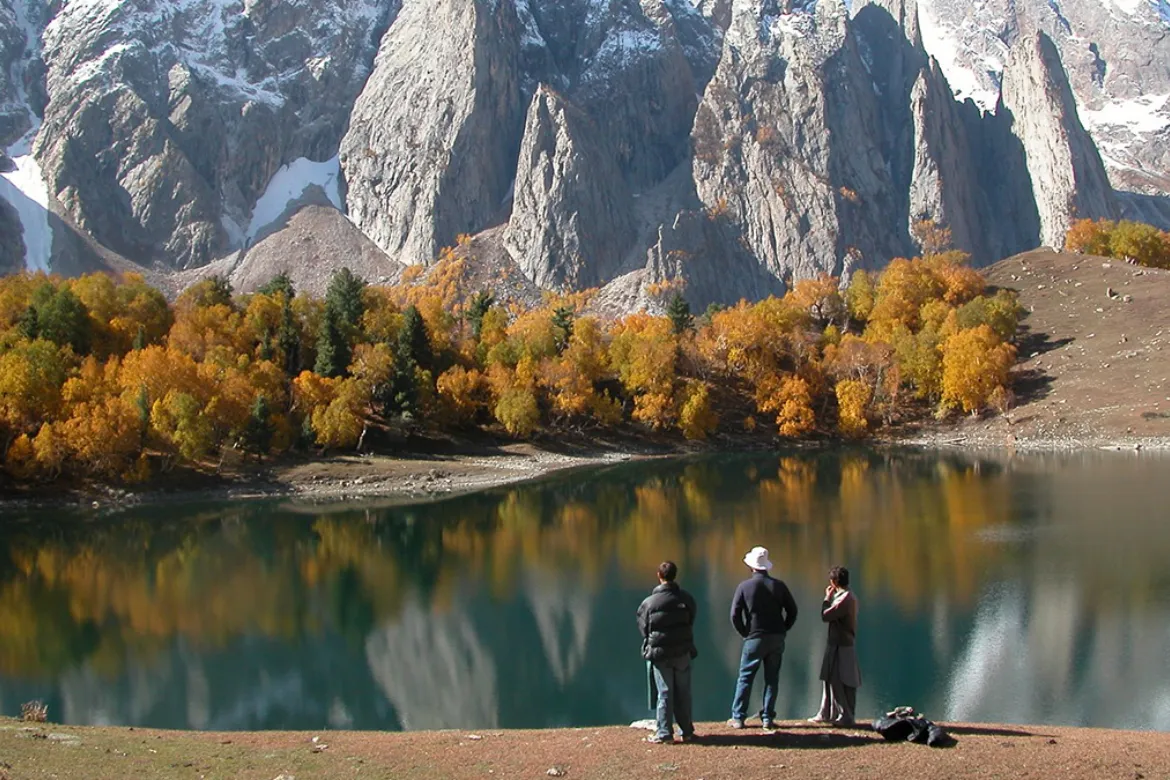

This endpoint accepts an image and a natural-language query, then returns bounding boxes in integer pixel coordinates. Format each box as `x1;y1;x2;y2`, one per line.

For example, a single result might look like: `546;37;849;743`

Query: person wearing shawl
809;565;861;727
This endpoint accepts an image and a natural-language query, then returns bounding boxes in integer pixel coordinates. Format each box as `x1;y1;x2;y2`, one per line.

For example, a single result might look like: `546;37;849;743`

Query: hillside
916;249;1170;447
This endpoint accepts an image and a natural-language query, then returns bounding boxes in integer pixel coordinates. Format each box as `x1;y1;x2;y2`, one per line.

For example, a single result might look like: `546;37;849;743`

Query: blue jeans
731;633;785;721
652;656;694;740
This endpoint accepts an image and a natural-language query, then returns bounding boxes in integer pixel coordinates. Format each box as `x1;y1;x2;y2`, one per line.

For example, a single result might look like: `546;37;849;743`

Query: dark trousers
652;656;694;740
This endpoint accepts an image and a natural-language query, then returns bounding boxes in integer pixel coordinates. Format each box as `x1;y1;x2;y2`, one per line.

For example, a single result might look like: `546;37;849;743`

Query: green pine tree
551;305;574;354
667;292;693;335
397;305;432;369
278;300;301;375
467;291;495;340
258;271;296;301
325;267;367;331
241;395;274;457
314;307;350;378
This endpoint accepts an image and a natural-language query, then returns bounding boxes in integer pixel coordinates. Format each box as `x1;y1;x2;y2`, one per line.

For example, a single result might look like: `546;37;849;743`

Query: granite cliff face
1000;31;1119;248
20;0;395;269
504;86;635;290
913;0;1170;195
340;0;523;266
0;0;1156;312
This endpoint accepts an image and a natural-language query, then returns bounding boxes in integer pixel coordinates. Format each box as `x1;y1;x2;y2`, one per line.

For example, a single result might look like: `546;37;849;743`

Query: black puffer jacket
636;582;698;661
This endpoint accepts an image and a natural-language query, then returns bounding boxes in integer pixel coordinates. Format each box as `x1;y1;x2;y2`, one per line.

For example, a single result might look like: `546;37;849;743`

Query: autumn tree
940;325;1016;414
678;381;718;440
1065;218;1113;256
835;379;872;438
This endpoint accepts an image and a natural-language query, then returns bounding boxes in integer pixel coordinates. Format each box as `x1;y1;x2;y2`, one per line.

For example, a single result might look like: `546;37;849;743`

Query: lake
2;447;1169;732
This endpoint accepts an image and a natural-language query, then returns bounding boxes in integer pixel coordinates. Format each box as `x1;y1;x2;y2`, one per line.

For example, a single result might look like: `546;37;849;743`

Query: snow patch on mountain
0;147;51;272
1083;93;1170;136
1105;0;1146;15
918;1;1001;111
245;156;344;244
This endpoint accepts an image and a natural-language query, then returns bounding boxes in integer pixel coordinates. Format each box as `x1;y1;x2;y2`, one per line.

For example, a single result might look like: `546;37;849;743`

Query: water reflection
1;448;1169;731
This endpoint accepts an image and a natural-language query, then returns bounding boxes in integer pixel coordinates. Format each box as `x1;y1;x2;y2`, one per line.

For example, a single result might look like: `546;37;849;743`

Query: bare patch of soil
2;718;1168;780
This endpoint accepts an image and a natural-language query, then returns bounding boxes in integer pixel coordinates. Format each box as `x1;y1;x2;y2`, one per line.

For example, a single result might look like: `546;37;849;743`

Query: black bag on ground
872;710;955;748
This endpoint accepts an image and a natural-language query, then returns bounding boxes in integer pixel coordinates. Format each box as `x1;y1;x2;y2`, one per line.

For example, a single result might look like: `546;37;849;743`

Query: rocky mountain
0;0;1164;312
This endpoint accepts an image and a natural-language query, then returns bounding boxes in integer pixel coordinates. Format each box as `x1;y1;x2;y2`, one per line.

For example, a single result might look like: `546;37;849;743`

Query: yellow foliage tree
32;422;68;478
678;381;718;440
940;325;1016;414
4;433;36;479
59;396;142;478
835;379;872;438
758;375;815;437
436;365;486;426
494;387;540;438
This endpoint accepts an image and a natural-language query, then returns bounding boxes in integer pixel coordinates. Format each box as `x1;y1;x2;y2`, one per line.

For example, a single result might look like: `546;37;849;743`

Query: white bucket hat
743;546;773;571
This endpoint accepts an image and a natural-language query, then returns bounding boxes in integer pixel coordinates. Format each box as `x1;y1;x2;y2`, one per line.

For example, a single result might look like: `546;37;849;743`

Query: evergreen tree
314;307;350;378
241;395;274;457
467;291;494;340
325;267;366;331
185;275;234;308
258;271;296;301
278;300;301;375
667;292;693;335
552;305;574;354
30;285;91;353
132;324;147;351
134;384;151;447
17;305;38;341
397;305;432;369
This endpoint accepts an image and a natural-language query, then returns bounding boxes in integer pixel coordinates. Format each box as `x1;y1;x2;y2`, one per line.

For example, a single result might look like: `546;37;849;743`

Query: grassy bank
2;718;1168;780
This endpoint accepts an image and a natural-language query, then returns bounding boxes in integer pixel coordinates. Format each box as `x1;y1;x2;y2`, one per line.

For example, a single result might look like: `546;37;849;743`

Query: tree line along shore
0;223;1030;487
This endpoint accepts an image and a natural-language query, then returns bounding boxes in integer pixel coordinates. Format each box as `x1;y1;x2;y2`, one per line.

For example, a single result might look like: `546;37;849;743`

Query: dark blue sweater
730;571;798;639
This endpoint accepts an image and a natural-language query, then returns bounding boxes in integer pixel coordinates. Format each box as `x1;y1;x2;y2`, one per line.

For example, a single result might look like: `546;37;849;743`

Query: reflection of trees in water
524;570;593;686
365;600;499;730
4;450;1170;728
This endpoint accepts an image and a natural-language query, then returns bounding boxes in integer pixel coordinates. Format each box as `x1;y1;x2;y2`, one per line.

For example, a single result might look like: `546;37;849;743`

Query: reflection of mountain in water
524;571;592;687
947;582;1170;729
4;450;1170;730
365;600;499;730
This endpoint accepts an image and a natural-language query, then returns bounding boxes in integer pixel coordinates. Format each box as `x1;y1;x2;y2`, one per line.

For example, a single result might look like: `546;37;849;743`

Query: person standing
637;561;699;744
809;565;861;727
728;546;798;730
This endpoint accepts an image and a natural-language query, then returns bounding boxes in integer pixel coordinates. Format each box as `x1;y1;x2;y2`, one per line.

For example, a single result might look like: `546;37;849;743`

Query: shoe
645;734;673;744
761;719;776;730
806;716;831;725
679;733;701;744
727;718;745;729
833;718;856;728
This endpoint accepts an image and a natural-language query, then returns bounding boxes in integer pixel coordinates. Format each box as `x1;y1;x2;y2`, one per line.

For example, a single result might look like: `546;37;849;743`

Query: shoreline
5;429;1170;512
2;717;1168;780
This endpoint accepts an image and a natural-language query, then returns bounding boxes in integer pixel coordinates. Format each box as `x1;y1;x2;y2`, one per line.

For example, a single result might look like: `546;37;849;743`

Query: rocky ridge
0;0;1161;314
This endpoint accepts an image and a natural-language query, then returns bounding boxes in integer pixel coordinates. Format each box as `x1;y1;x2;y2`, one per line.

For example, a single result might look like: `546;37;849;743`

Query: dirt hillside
913;248;1170;448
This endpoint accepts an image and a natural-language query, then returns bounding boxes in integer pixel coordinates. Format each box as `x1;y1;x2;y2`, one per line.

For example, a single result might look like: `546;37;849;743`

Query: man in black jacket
727;546;798;730
636;561;698;743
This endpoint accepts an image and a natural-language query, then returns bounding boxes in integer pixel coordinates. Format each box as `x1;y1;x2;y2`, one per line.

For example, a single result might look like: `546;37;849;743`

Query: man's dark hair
658;561;678;582
829;565;849;588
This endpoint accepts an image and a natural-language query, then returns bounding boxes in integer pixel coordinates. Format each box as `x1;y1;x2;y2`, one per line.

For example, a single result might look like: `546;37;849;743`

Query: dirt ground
2;717;1168;780
902;248;1170;451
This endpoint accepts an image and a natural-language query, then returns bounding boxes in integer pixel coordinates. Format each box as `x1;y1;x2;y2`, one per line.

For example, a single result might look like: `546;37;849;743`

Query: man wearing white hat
727;546;799;730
